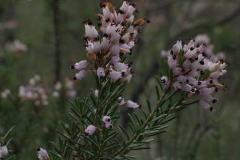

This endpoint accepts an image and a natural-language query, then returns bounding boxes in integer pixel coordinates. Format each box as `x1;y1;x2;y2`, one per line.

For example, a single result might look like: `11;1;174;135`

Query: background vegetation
0;0;239;159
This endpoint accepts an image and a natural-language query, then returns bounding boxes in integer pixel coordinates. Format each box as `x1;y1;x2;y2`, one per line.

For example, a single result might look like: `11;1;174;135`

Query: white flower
97;67;105;78
75;70;87;80
101;37;110;50
173;82;181;92
197;100;213;111
85;125;96;135
94;90;98;97
118;97;125;105
1;143;8;157
29;78;36;86
35;74;40;81
180;83;192;91
54;81;62;90
126;100;141;109
37;148;49;160
105;123;113;129
72;60;88;70
52;91;60;97
66;90;77;98
110;32;121;44
102;116;111;123
111;44;120;55
161;76;168;84
111;56;120;64
114;63;128;71
106;24;116;35
122;74;132;83
110;71;122;80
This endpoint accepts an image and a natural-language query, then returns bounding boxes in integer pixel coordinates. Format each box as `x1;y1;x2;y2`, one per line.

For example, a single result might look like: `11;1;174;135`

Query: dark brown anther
210;80;213;84
84;132;89;136
134;39;138;44
132;2;137;7
173;55;176;60
186;79;189;83
105;18;110;23
170;50;174;55
189;58;192;61
209;107;213;112
191;88;195;92
121;72;125;76
103;34;108;37
181;69;185;72
198;81;201;85
202;52;206;56
190;47;194;51
178;37;181;41
73;77;77;80
84;36;88;41
119;10;124;14
199;60;204;65
138;105;142;109
212;99;217;103
119;39;125;43
196;90;200;94
36;148;40;151
215;88;218;92
177;88;181;92
109;125;113;129
70;65;75;69
200;71;204;75
195;57;198;60
98;22;102;27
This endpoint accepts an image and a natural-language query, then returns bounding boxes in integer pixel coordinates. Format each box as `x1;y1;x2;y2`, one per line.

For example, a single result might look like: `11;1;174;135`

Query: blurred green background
0;0;239;159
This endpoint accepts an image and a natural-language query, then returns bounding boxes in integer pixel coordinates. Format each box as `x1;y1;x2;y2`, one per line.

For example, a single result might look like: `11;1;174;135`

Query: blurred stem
53;0;61;82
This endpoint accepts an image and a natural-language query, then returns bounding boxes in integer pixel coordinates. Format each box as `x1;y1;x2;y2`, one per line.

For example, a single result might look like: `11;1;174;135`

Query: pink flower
126;100;141;109
85;125;96;135
114;63;128;71
74;70;87;80
197;100;213;111
110;71;122;80
105;123;113;129
102;116;111;123
97;67;105;78
37;148;49;160
71;60;88;70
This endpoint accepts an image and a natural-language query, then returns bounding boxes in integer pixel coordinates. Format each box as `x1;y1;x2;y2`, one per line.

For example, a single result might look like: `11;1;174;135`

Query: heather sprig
43;1;229;160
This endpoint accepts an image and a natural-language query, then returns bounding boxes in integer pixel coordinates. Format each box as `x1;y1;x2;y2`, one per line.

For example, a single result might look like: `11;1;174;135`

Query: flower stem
111;93;166;159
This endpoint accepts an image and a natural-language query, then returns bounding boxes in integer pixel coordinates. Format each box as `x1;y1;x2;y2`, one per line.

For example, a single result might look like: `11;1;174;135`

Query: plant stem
111;93;166;159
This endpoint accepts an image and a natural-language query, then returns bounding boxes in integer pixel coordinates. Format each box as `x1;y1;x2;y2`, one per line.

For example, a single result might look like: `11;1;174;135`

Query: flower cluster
161;34;226;63
69;1;148;137
161;37;228;111
52;78;77;98
70;0;150;83
19;75;49;106
5;39;28;53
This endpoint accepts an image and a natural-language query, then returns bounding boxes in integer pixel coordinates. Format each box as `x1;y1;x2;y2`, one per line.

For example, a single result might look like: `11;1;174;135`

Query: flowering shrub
36;1;228;160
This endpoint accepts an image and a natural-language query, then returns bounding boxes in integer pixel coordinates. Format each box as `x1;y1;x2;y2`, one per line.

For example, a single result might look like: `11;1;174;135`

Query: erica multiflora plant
43;1;229;160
